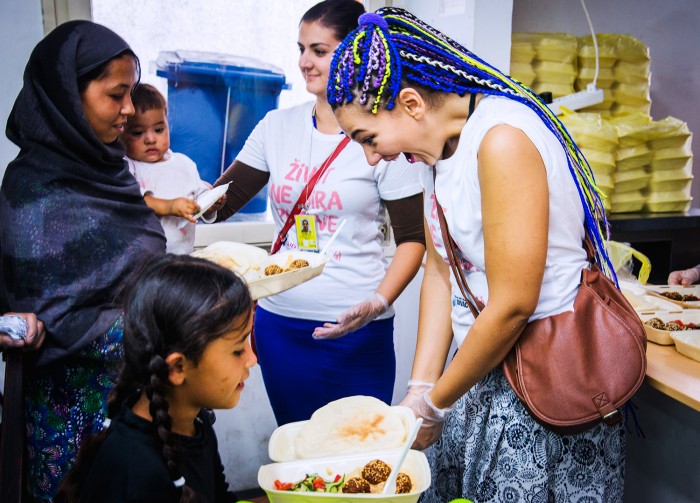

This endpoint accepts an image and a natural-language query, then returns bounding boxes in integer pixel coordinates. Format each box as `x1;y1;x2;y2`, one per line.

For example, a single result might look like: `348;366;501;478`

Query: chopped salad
274;473;346;493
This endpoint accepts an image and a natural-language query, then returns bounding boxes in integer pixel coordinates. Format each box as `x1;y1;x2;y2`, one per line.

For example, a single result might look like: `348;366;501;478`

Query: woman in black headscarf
0;20;165;501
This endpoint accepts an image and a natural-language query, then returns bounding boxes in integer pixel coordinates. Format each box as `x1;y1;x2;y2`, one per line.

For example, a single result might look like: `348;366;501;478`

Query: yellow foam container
613;169;650;192
609;190;646;213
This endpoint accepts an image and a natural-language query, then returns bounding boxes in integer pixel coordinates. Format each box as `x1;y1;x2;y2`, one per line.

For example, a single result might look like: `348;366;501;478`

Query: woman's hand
169;197;201;222
668;265;700;286
312;293;388;339
406;390;453;450
399;380;435;409
0;312;46;350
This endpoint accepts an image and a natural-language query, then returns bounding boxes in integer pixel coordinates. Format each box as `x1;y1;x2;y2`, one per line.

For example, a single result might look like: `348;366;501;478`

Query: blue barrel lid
154;50;289;90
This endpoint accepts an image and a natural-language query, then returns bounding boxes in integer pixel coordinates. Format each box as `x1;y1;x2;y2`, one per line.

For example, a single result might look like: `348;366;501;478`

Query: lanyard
270;135;350;254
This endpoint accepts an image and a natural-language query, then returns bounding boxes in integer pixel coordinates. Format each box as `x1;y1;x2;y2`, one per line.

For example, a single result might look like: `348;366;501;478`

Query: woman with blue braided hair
328;8;624;503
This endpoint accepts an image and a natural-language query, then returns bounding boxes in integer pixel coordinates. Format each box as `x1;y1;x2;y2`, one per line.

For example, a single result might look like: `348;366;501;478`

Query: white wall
91;0;321;112
0;0;44;177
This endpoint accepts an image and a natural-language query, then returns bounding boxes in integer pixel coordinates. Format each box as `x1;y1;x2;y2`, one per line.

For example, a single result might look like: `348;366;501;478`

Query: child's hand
169;197;201;222
204;193;227;218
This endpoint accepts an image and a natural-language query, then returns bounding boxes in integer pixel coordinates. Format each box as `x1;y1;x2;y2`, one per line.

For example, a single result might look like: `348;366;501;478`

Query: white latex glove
312;293;389;340
668;265;700;286
399;380;435;410
406;390;453;450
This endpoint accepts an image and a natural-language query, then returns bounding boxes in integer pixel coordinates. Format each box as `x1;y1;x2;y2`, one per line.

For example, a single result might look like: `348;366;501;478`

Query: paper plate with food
619;280;678;312
191;241;268;281
192;244;328;300
638;310;700;345
258;449;430;502
246;250;329;300
644;284;700;309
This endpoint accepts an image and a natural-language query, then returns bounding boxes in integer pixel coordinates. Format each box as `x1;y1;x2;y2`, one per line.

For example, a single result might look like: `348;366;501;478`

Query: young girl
55;254;256;503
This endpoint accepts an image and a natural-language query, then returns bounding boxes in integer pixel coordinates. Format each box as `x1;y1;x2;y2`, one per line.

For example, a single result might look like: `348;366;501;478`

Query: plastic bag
606;240;651;284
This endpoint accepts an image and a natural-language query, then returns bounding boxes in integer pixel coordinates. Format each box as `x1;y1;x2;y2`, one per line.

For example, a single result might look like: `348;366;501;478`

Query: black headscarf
1;20;166;367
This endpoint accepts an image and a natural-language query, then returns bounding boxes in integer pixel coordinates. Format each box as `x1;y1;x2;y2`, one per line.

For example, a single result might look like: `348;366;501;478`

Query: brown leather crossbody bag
435;196;647;434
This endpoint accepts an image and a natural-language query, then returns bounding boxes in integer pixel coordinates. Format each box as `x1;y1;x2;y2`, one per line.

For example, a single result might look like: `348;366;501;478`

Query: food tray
619;281;678;312
268;406;416;463
637;310;700;345
191;241;268;278
670;330;700;362
247;251;329;300
645;284;700;309
258;449;430;503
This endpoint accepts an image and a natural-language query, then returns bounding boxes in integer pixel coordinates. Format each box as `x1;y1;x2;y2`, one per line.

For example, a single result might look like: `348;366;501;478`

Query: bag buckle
603;409;621;424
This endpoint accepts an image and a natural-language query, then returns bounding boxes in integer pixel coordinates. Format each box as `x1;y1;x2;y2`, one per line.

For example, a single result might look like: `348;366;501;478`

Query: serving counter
645;342;700;411
624;327;700;502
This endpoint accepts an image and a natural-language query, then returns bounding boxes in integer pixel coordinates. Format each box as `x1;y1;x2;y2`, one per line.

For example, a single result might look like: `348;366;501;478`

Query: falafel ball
264;264;284;276
361;459;392;484
395;472;413;494
286;259;309;270
342;477;371;493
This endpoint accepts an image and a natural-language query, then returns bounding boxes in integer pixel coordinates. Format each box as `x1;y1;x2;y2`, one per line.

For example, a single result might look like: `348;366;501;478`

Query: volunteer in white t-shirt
213;0;426;425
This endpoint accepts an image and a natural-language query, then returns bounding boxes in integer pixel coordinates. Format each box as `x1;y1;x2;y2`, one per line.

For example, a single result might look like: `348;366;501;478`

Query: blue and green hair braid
328;7;617;281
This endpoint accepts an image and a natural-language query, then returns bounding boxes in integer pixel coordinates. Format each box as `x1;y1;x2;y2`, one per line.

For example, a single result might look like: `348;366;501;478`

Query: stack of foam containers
608;113;654;213
610;35;652;118
510;33;537;88
575;35;619;117
645;117;694;212
560;112;618;211
531;33;578;99
510;33;578;99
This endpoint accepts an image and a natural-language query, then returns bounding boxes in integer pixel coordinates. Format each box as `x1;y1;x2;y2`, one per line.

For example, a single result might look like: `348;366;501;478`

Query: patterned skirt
24;318;124;503
421;367;625;503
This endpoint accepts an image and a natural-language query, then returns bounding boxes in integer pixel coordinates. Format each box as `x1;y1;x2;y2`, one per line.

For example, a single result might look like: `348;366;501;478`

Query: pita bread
294;396;407;459
191;241;267;279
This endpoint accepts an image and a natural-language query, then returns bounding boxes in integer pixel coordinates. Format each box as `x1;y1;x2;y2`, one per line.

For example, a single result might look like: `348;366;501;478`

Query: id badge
295;214;318;251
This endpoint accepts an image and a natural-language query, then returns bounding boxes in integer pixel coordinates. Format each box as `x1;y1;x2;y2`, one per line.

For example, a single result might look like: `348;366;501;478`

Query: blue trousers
254;306;396;425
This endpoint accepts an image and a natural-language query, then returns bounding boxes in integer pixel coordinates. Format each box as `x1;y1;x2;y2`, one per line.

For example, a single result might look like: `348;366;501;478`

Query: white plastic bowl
258;449;431;503
670;330;700;362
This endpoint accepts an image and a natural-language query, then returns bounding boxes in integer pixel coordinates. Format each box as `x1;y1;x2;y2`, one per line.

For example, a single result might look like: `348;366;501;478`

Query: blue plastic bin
155;51;288;218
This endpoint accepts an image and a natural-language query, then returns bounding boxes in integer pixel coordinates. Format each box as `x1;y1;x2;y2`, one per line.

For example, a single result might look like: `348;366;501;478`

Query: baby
122;84;224;254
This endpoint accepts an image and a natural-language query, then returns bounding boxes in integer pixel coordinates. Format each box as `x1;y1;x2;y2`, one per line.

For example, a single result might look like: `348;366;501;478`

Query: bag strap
270;135;350;254
434;184;483;319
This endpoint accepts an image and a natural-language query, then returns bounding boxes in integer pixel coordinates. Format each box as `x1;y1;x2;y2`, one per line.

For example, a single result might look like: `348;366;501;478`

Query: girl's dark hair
77;49;141;95
301;0;366;41
131;83;168;115
56;254;253;503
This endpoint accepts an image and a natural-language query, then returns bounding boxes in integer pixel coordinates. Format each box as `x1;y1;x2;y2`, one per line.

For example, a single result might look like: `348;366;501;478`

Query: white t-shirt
434;96;588;335
237;101;423;320
420;165;477;347
127;151;211;255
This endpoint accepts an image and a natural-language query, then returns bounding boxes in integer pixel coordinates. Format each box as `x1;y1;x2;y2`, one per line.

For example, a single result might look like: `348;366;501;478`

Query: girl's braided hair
56;254;253;503
328;7;616;279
